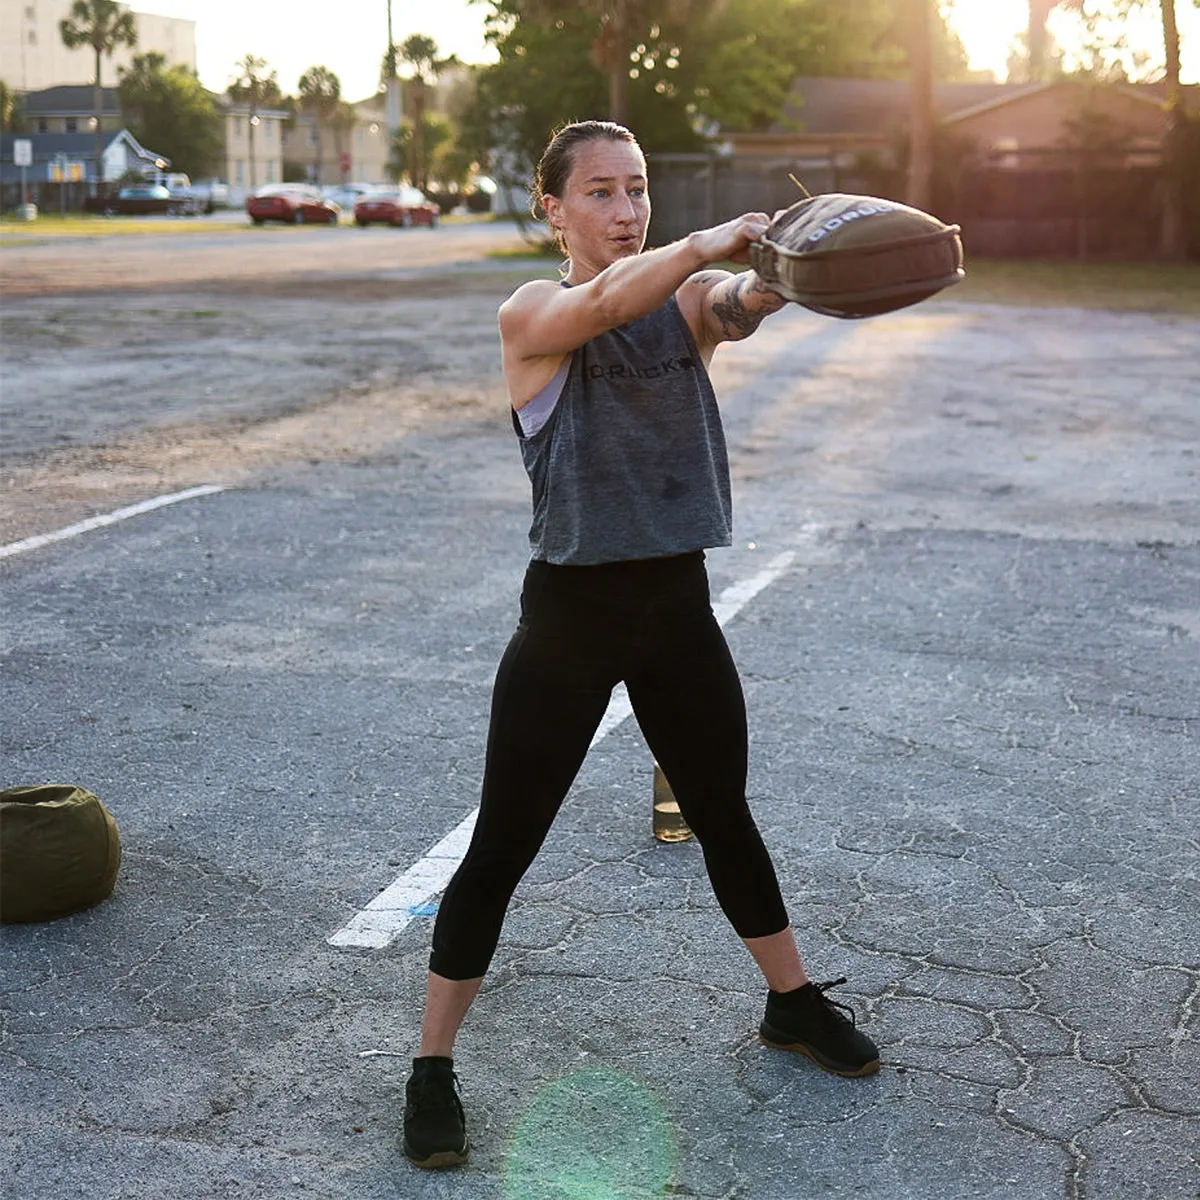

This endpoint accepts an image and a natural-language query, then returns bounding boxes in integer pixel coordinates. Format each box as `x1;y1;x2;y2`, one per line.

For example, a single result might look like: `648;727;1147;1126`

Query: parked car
157;172;230;212
246;185;340;225
83;184;200;216
321;182;378;212
353;186;440;228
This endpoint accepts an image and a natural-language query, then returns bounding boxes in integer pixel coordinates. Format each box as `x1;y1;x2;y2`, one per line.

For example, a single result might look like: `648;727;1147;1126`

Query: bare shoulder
498;278;563;330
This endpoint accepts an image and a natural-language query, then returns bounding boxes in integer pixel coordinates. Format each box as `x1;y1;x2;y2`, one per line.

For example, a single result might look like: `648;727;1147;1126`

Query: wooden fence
645;151;1178;261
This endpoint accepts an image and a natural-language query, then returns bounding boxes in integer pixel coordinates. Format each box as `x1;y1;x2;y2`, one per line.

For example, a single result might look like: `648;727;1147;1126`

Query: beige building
217;98;288;195
281;95;392;187
1;0;195;92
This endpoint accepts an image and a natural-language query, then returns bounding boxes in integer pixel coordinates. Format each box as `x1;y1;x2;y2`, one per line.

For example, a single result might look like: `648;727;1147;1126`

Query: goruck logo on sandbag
802;200;899;246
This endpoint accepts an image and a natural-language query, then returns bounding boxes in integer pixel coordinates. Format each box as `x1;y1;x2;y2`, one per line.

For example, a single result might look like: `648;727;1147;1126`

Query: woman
403;120;879;1170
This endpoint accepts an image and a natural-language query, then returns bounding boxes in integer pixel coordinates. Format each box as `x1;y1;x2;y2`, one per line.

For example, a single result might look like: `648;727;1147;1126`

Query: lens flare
504;1068;678;1199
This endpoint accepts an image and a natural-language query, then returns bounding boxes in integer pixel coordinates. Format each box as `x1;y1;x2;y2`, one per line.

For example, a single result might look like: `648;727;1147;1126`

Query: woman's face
543;138;651;277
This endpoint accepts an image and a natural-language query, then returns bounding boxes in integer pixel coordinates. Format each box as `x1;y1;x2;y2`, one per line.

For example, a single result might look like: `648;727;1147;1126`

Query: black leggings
429;551;790;980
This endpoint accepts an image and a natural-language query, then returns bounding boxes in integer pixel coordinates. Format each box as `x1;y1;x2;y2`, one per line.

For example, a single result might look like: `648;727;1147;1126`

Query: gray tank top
514;295;732;565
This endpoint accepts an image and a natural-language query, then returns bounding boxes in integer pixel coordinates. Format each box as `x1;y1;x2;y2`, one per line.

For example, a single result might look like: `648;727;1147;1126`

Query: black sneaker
403;1056;469;1169
759;977;880;1077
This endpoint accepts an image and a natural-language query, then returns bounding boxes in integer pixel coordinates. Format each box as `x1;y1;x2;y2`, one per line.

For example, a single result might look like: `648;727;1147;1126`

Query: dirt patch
1;378;503;544
0;222;532;297
1;228;548;545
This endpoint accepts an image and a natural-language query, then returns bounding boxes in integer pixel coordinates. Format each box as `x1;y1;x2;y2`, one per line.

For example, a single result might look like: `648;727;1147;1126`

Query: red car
354;186;440;228
247;185;340;225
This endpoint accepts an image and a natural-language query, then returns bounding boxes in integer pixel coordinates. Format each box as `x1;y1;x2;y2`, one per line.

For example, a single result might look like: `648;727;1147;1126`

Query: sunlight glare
944;0;1031;80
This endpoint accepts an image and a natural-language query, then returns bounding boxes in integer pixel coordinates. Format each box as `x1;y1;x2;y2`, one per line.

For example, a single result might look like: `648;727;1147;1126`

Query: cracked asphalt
1;228;1198;1199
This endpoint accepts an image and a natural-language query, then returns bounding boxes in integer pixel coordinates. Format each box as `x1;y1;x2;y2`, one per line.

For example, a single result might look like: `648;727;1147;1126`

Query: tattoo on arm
709;273;786;341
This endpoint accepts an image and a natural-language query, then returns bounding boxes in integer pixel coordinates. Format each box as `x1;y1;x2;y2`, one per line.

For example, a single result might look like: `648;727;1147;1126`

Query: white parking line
0;485;228;560
327;548;799;950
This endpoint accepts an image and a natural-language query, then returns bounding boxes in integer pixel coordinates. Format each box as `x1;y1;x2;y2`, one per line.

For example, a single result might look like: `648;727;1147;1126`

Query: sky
135;0;1200;100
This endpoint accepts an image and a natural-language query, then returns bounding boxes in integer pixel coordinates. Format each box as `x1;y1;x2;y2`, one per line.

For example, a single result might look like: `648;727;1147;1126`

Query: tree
229;54;280;191
907;0;935;210
58;0;137;192
1155;0;1192;257
117;53;223;178
464;0;969;188
399;36;457;194
1027;0;1062;79
0;80;28;134
298;65;341;184
1025;0;1197;256
387;114;453;185
503;0;719;125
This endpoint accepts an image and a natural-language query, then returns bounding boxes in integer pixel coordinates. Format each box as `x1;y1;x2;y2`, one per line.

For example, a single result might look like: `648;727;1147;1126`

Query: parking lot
1;223;1198;1199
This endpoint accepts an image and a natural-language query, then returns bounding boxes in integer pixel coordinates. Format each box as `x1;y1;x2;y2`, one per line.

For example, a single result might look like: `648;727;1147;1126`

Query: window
266;161;276;182
235;160;244;186
65;118;77;132
37;118;48;132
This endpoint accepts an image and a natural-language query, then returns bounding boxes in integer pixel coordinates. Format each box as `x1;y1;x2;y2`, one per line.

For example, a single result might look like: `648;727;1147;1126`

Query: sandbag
0;784;121;923
750;192;965;318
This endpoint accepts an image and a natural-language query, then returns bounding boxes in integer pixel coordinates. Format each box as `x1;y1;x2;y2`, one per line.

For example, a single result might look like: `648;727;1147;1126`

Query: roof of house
22;85;123;116
215;96;290;117
774;75;1200;136
1;128;167;164
3;131;112;158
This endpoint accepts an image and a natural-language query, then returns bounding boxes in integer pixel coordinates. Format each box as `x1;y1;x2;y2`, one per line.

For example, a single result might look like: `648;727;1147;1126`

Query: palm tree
229;54;279;191
399;36;456;193
331;100;358;183
58;0;137;193
298;66;341;185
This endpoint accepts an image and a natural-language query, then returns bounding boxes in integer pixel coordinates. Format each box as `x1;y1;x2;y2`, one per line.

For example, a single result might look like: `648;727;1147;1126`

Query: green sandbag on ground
0;784;121;923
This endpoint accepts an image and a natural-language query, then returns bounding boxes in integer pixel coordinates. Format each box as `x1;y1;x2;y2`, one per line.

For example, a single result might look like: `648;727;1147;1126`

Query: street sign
13;138;32;167
49;158;85;183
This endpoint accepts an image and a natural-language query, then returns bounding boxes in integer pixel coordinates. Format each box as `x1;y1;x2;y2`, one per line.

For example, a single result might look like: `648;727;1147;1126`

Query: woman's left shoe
403;1055;469;1168
759;977;880;1077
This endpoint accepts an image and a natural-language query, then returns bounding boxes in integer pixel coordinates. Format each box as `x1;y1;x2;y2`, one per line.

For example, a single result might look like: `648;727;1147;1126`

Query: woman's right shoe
403;1056;469;1168
759;977;881;1077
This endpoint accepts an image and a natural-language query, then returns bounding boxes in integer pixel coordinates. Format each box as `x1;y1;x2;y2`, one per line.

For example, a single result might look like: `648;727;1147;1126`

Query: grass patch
944;257;1200;316
487;240;562;262
441;211;506;226
477;249;1198;317
0;212;247;239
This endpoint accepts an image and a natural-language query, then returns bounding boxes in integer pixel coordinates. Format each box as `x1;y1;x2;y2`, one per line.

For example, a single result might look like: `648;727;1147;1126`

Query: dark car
353;186;440;228
84;184;199;216
246;185;340;225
